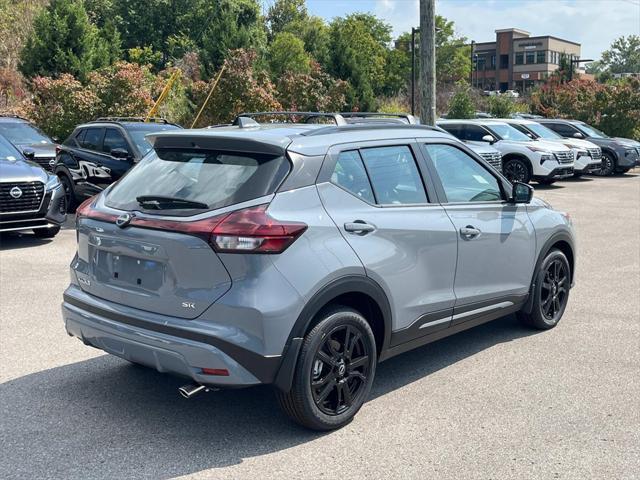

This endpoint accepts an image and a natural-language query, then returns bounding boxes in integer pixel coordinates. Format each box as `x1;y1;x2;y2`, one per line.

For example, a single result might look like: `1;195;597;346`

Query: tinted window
102;128;129;154
81;128;104;151
360;146;427;205
64;129;85;147
515;52;524;65
486;123;532;141
106;149;290;214
127;124;181;156
544;122;579;138
331;151;374;203
461;125;490;142
439;124;462;138
425;144;502;203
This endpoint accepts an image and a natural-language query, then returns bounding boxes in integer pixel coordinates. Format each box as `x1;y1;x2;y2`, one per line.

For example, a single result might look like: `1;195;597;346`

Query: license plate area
94;250;165;291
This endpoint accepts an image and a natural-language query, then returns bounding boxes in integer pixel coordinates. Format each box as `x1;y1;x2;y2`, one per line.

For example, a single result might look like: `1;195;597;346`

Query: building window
537;51;545;63
515;52;524;65
491;55;496;68
499;54;509;69
526;51;535;64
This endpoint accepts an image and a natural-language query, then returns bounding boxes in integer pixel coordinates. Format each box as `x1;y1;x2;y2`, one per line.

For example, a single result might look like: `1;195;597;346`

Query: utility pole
419;0;436;125
411;27;417;115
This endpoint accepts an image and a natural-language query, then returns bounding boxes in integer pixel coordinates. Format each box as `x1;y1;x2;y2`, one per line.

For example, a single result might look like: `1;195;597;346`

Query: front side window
461;125;490;142
81;128;104;151
359;146;428;205
486;123;532;142
544;122;580;138
106;149;290;214
424;144;503;203
331;150;375;204
575;123;608;138
102;128;129;154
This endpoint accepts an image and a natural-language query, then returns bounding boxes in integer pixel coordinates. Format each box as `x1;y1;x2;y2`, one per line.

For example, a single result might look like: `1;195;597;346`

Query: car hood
611;137;640;147
13;141;57;157
0;158;49;182
465;142;500;155
546;138;599;150
532;139;572;152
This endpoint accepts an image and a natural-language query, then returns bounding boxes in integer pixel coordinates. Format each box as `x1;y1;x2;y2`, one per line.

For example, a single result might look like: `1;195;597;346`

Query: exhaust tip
179;383;207;399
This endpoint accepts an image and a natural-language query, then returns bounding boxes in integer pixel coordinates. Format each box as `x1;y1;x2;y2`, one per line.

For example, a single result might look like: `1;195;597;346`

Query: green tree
487;94;515;118
435;16;470;85
447;88;475;119
601;35;640;74
328;13;392;110
267;0;307;39
268;32;311;78
283;16;331;68
19;0;119;80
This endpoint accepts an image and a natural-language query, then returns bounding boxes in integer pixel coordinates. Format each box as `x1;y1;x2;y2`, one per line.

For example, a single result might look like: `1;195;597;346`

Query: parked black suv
0;115;58;172
0;134;66;236
55;118;181;209
536;119;640;176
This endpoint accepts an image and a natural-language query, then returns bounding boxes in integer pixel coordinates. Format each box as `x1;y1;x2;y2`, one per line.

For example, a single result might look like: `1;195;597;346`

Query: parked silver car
62;113;576;430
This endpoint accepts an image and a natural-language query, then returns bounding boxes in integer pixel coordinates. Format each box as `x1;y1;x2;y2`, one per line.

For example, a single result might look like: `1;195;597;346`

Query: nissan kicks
62;112;576;430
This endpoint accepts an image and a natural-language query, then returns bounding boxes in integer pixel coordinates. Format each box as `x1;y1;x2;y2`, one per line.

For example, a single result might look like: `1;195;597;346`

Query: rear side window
360;146;427;205
331;151;375;203
461;125;490;141
81;128;104;151
106;149;290;214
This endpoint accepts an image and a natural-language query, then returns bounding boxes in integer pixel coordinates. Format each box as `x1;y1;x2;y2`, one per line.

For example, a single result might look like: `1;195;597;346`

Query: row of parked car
1;113;639;239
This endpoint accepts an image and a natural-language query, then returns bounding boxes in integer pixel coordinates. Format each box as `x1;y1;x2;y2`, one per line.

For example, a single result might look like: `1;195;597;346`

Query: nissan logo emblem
116;212;134;228
9;186;23;199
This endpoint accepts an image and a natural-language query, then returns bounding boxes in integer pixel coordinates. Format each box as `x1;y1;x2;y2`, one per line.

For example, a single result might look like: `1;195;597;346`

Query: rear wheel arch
273;275;392;392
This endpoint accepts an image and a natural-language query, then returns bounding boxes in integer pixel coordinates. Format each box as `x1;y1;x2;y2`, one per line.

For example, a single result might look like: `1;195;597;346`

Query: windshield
576;123;609;138
525;123;563;140
486;123;532;142
0;122;51;145
0;135;21;161
127;124;181;156
106;148;290;215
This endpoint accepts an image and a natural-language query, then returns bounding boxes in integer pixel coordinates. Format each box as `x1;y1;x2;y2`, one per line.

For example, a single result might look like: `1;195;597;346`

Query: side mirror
511;182;534;203
482;134;496;144
110;148;131;160
22;148;36;161
52;136;60;143
572;132;584;139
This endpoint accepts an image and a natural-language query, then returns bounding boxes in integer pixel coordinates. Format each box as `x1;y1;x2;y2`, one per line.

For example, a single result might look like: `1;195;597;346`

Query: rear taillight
76;202;306;254
210;204;307;254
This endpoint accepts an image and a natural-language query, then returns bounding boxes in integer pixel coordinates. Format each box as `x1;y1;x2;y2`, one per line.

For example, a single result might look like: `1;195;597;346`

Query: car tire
59;174;77;212
597;152;616;176
33;226;61;238
503;158;531;184
518;249;570;330
277;306;377;431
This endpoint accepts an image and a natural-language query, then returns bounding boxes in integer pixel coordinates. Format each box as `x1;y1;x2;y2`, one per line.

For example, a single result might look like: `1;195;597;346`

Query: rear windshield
106;148;290;215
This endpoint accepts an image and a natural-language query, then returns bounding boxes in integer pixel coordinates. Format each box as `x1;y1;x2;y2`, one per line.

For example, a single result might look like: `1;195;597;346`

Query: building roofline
495;28;531;36
517;35;581;47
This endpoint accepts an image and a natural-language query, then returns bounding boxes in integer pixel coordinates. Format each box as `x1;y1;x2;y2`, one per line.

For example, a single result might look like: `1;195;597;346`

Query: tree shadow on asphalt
0;314;538;479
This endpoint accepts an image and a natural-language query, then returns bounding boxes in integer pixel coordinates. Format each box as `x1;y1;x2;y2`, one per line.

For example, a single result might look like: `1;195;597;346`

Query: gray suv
62;113;576;430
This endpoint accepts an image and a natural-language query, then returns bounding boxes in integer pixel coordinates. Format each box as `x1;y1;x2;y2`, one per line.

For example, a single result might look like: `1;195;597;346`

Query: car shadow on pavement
0;233;54;250
0;315;536;479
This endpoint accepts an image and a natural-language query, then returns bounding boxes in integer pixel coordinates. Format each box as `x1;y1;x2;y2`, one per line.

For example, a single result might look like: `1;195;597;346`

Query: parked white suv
438;119;574;184
499;118;602;176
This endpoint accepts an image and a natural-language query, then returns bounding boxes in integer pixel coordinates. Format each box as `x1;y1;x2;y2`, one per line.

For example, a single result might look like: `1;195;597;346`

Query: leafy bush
446;87;475;119
487;95;516;118
531;77;640;139
277;62;348;112
189;49;281;127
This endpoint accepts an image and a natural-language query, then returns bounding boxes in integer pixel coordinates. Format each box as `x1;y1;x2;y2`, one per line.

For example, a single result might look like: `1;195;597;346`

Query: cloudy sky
268;0;640;60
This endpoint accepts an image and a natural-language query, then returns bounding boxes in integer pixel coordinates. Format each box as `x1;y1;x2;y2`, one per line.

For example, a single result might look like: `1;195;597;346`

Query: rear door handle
344;221;375;234
460;225;481;239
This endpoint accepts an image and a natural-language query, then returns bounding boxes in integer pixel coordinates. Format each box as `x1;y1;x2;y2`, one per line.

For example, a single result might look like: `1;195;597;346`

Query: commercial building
472;28;582;93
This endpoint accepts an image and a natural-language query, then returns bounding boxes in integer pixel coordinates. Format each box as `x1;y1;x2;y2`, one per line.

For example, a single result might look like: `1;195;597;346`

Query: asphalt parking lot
1;173;639;480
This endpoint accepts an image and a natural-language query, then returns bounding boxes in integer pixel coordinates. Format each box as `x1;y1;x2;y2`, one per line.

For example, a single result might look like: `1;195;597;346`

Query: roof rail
300;123;444;137
92;117;170;124
235;112;347;126
339;112;421;125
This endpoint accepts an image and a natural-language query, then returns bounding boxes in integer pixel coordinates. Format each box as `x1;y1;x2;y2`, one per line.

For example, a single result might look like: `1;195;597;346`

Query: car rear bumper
62;286;283;388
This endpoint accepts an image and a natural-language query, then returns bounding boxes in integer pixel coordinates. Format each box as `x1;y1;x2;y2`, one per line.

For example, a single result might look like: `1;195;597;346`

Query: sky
263;0;640;61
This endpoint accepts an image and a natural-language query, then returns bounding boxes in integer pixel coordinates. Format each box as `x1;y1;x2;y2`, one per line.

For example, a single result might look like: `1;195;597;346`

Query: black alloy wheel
597;153;615;176
540;258;568;322
310;324;371;416
59;175;77;212
503;159;531;184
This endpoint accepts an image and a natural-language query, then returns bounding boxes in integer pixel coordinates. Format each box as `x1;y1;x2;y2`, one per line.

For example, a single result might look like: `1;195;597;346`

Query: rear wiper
136;195;208;210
